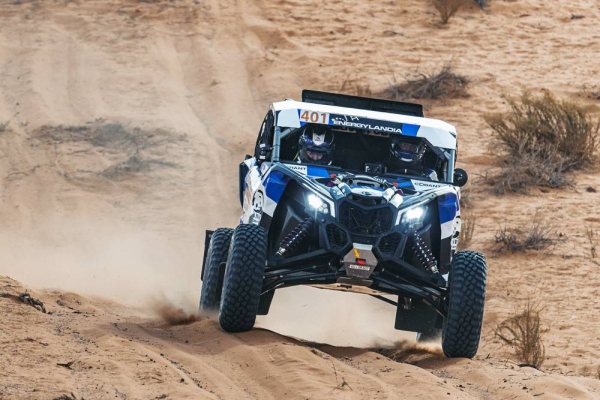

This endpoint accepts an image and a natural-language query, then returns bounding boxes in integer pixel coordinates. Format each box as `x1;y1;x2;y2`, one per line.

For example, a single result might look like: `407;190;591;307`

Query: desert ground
1;0;600;398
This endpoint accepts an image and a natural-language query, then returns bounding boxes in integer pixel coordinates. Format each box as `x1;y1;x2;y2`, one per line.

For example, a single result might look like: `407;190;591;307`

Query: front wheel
442;250;487;358
219;224;267;333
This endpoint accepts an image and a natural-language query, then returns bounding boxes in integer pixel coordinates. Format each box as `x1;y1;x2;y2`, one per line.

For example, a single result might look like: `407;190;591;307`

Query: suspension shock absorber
276;217;314;257
409;232;438;274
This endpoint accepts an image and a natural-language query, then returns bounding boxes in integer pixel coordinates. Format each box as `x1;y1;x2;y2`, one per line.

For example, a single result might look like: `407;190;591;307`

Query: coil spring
410;233;438;273
277;217;314;256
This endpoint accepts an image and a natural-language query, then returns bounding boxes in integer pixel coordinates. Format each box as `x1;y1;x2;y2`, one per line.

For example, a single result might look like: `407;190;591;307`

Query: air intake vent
378;232;402;255
338;201;393;236
326;224;348;251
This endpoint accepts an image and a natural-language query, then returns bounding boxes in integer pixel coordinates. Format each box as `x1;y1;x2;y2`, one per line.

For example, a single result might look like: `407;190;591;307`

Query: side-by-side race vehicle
200;90;487;358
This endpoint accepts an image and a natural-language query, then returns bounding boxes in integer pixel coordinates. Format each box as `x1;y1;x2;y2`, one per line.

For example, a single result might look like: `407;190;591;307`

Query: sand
1;0;600;398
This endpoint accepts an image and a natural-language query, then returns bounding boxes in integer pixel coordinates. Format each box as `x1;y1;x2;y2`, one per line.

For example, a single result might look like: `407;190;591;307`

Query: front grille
378;232;402;255
326;224;348;250
339;201;393;236
350;234;377;245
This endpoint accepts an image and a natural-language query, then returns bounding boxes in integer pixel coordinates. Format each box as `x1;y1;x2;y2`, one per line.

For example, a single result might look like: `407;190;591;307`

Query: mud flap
201;230;214;280
257;289;275;315
394;299;438;332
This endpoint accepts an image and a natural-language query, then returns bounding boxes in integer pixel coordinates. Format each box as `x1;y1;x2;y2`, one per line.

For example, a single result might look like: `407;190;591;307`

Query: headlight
307;194;329;214
404;207;424;221
398;205;427;230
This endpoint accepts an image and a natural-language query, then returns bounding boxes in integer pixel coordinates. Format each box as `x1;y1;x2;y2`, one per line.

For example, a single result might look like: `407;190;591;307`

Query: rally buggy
200;90;487;358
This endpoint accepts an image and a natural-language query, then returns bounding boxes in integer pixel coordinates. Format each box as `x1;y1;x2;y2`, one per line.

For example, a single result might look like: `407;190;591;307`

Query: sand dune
2;0;600;398
3;276;600;399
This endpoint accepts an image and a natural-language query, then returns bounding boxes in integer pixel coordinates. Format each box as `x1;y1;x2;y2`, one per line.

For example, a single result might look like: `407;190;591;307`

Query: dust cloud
257;286;415;348
151;295;204;325
0;215;203;307
376;339;445;363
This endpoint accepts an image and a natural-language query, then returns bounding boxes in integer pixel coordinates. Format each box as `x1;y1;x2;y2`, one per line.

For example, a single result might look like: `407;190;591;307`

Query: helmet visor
306;151;324;161
299;147;333;165
393;141;420;153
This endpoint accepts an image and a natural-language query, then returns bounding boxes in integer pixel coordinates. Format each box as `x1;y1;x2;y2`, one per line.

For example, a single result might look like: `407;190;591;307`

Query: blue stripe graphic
401;124;419;136
264;171;290;201
438;194;458;223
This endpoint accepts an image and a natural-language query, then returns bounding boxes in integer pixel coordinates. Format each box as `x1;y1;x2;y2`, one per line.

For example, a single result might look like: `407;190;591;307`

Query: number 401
300;110;328;124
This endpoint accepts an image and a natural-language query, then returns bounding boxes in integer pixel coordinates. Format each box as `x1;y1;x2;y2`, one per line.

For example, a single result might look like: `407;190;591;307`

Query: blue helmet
298;125;335;165
390;136;426;164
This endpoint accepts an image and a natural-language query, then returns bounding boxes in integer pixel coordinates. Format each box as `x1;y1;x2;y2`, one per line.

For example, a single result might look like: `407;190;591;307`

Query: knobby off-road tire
442;250;487;358
199;228;233;312
219;224;267;333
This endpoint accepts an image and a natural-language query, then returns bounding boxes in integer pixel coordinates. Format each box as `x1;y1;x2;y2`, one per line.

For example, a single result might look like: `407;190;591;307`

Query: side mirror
453;168;468;187
258;143;272;161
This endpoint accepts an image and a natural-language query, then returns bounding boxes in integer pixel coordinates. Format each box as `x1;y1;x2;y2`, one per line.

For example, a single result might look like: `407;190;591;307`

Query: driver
389;136;438;180
296;125;335;165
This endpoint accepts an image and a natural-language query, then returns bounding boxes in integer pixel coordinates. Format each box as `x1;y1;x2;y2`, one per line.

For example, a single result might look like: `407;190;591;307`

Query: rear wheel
442;250;487;358
219;224;267;333
199;228;233;312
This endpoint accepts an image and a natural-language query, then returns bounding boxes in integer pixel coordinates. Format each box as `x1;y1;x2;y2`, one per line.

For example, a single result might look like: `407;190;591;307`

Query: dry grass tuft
382;62;469;101
585;224;598;259
339;75;373;98
429;0;470;24
457;186;476;250
494;214;554;253
458;209;476;250
483;150;570;194
484;90;600;193
495;300;548;369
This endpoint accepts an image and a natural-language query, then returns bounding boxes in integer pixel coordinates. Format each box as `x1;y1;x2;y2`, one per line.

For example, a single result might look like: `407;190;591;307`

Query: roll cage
253;90;458;183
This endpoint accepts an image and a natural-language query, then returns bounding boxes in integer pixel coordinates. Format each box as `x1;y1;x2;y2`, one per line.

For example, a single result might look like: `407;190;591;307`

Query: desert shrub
495;300;548;369
430;0;469;24
484;90;599;192
0;121;8;133
339;76;372;98
458;209;476;249
494;214;554;253
585;224;598;259
487;91;599;169
484;150;569;194
382;62;469;101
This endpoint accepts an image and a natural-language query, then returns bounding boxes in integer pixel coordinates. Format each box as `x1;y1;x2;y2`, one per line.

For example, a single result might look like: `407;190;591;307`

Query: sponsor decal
284;164;308;175
260;163;269;174
249;212;261;225
350;186;383;197
313;132;326;145
348;264;371;271
252;190;264;213
410;179;449;190
451;218;461;250
330;114;402;133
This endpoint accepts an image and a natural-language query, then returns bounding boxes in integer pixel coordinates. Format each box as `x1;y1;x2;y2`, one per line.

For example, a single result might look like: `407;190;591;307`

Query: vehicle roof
271;99;457;150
